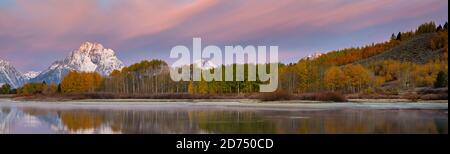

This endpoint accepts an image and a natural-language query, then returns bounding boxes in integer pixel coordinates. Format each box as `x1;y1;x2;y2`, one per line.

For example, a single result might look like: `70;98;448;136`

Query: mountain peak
23;71;41;80
302;52;323;60
31;42;125;84
0;58;11;65
194;59;217;70
79;42;104;51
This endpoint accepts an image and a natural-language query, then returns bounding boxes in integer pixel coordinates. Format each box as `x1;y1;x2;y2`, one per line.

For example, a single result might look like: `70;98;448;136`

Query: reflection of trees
276;110;447;134
1;108;11;114
1;106;448;134
60;111;103;132
18;109;277;134
195;111;277;134
21;108;54;116
102;110;199;134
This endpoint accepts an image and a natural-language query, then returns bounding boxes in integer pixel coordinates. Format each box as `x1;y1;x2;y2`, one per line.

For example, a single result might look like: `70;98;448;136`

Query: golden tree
324;66;348;92
343;64;371;93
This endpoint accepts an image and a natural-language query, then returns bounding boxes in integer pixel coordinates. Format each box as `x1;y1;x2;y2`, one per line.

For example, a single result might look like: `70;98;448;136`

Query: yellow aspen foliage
374;76;386;88
61;71;103;93
343;64;371;92
295;60;321;92
188;81;195;94
324;66;347;92
295;61;311;92
17;82;46;95
110;70;121;77
198;80;208;94
43;84;58;94
413;61;447;87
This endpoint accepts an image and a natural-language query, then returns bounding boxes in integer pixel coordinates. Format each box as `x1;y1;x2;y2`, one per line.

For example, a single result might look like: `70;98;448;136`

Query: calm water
0;100;447;134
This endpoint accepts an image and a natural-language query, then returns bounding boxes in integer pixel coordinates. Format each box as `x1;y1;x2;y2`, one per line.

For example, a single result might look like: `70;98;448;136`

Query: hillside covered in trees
13;21;448;101
278;21;448;99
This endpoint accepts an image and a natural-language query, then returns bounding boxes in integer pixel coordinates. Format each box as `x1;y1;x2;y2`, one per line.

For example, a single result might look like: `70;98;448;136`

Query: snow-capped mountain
302;52;323;60
22;71;41;80
0;58;26;88
31;42;125;84
193;59;217;70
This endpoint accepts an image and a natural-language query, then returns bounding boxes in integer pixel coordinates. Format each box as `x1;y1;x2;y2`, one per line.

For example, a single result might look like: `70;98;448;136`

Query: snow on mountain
302;52;323;60
31;42;125;84
193;59;217;70
0;58;26;88
22;71;41;80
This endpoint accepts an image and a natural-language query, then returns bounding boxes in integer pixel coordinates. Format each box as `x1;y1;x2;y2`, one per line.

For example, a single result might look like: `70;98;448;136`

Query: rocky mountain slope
357;33;444;65
22;71;41;81
31;42;125;84
0;58;26;88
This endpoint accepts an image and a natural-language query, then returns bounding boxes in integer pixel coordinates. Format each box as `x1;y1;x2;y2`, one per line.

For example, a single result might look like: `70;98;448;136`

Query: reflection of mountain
0;107;61;133
0;108;13;133
1;106;447;134
0;107;120;134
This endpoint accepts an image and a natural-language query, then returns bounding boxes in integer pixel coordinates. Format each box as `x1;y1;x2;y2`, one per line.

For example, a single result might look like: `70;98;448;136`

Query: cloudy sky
0;0;448;72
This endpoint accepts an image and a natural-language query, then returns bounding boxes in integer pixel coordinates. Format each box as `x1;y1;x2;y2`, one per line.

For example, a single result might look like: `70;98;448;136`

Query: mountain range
0;42;124;88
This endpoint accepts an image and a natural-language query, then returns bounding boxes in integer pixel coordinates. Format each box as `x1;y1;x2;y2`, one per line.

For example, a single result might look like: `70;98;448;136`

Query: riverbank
1;98;447;111
11;92;349;102
9;96;449;104
9;94;448;104
10;90;448;103
76;98;448;104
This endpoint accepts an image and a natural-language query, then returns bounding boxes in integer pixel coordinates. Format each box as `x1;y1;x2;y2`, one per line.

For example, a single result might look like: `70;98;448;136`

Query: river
0;99;447;134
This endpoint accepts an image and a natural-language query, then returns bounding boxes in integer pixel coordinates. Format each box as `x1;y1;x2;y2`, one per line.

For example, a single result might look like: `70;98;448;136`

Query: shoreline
7;97;449;104
1;98;447;111
7;88;448;103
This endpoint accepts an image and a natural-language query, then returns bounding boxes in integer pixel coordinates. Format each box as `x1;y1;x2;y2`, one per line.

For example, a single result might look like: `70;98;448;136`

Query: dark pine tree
444;22;448;30
391;33;396;41
0;84;11;94
434;71;448;88
396;32;402;41
436;25;443;32
57;84;62;93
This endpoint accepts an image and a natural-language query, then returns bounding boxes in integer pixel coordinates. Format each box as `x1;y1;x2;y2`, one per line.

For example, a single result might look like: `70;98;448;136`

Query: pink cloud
1;0;447;48
1;0;220;51
108;0;220;40
183;0;447;42
331;0;448;32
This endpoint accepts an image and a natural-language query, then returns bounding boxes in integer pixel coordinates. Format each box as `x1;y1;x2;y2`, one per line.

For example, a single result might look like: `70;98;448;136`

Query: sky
0;0;448;73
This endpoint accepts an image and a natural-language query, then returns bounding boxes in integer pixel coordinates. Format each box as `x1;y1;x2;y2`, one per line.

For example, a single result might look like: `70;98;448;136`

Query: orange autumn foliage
61;71;103;93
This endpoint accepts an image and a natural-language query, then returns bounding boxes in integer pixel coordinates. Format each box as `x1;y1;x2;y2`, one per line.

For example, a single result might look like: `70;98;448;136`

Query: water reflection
0;106;447;134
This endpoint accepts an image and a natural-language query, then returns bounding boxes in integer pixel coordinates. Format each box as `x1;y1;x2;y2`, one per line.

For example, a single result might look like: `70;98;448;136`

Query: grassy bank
346;87;448;101
11;89;447;103
0;94;14;98
12;91;350;102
